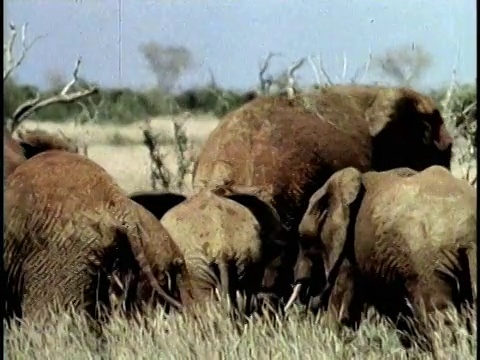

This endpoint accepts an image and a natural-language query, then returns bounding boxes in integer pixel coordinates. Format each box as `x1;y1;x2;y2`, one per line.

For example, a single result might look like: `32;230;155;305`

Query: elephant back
194;91;372;230
161;190;262;264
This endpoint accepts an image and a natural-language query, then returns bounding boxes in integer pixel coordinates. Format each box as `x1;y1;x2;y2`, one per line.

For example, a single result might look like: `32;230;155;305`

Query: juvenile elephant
193;85;454;302
290;166;476;353
129;185;290;315
4;128;78;177
4;151;194;325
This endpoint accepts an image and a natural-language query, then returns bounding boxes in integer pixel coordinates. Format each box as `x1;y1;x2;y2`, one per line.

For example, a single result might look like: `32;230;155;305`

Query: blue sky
5;0;476;92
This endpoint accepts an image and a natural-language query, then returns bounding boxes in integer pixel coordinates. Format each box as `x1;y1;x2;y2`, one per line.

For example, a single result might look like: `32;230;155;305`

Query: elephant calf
289;166;476;354
129;185;291;315
4;151;194;325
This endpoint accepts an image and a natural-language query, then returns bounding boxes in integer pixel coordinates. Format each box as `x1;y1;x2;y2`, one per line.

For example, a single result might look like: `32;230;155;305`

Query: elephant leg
338;276;364;330
456;248;475;336
218;260;231;301
218;260;240;311
394;290;436;358
243;264;264;317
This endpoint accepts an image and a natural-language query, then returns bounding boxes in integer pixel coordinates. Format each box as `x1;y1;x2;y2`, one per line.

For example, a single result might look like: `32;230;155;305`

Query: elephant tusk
284;283;302;311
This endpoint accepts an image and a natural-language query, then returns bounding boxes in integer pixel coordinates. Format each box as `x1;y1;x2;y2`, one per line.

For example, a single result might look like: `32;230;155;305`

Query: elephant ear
364;87;400;137
317;167;364;278
223;192;288;248
129;191;187;220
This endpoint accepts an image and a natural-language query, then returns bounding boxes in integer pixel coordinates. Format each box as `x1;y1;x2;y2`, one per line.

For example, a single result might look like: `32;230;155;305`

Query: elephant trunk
284;250;315;311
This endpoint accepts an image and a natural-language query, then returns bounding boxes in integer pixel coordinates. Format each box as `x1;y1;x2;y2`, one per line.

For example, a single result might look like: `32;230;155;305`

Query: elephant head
285;166;419;311
285;167;365;311
128;185;291;304
212;184;291;297
365;87;452;171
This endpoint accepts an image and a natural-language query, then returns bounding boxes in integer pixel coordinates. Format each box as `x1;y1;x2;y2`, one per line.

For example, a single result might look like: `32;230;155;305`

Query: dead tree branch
350;48;373;84
341;52;348;81
4;22;46;81
7;56;98;132
258;52;282;94
307;55;333;87
74;95;105;157
285;57;306;98
142;111;195;191
143;118;171;190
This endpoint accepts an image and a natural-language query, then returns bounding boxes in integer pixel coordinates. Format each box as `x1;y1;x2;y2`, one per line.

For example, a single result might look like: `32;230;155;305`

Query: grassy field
6;116;477;359
4;301;476;360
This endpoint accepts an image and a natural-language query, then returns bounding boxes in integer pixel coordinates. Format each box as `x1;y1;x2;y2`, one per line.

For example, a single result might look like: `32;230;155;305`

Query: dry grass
18;116;220;194
4;301;476;360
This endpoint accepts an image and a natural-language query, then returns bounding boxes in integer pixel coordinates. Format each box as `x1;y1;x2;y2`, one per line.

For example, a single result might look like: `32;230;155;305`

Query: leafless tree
4;22;98;132
307;49;373;88
258;52;282;95
73;95;106;157
277;57;306;98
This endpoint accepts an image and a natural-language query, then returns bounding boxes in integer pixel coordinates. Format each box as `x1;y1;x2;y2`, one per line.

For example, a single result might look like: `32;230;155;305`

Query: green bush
4;78;476;131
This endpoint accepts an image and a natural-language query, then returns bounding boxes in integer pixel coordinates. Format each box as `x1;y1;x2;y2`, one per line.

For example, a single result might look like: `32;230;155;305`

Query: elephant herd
4;85;476;355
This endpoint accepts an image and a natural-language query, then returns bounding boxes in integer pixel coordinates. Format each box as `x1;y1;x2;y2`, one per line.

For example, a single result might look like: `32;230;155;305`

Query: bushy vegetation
4;78;256;124
5;76;475;129
4;301;476;360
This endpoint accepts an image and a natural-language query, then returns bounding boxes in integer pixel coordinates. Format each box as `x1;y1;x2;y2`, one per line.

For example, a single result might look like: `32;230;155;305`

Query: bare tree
307;49;373;88
4;22;98;132
256;53;307;97
276;57;306;98
73;95;106;157
258;52;282;95
139;41;194;93
372;43;433;86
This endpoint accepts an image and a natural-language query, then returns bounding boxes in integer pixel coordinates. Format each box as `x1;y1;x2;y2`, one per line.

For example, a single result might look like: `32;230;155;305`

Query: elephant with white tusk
288;166;476;355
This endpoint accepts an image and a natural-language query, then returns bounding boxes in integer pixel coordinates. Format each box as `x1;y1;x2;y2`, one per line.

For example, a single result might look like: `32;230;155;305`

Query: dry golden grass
19;116;220;194
4;301;476;360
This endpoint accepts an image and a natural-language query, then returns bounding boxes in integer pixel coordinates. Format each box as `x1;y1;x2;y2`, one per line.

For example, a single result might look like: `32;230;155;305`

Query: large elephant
4;128;78;177
290;166;476;353
4;150;194;325
129;185;291;315
192;85;454;302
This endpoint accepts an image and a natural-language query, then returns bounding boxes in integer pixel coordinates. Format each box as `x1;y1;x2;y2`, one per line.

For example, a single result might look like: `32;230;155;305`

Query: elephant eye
422;121;432;143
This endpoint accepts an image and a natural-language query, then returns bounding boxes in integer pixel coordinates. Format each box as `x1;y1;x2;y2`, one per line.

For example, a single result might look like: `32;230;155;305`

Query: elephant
4;128;78;177
4;150;195;326
192;85;454;303
128;185;291;315
289;166;476;354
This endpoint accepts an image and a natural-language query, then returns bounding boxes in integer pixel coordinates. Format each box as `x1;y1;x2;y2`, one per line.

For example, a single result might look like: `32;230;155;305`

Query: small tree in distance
139;41;194;94
372;43;433;87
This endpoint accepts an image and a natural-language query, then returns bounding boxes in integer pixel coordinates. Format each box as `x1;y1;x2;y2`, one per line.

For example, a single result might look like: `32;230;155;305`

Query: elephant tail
121;222;184;312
